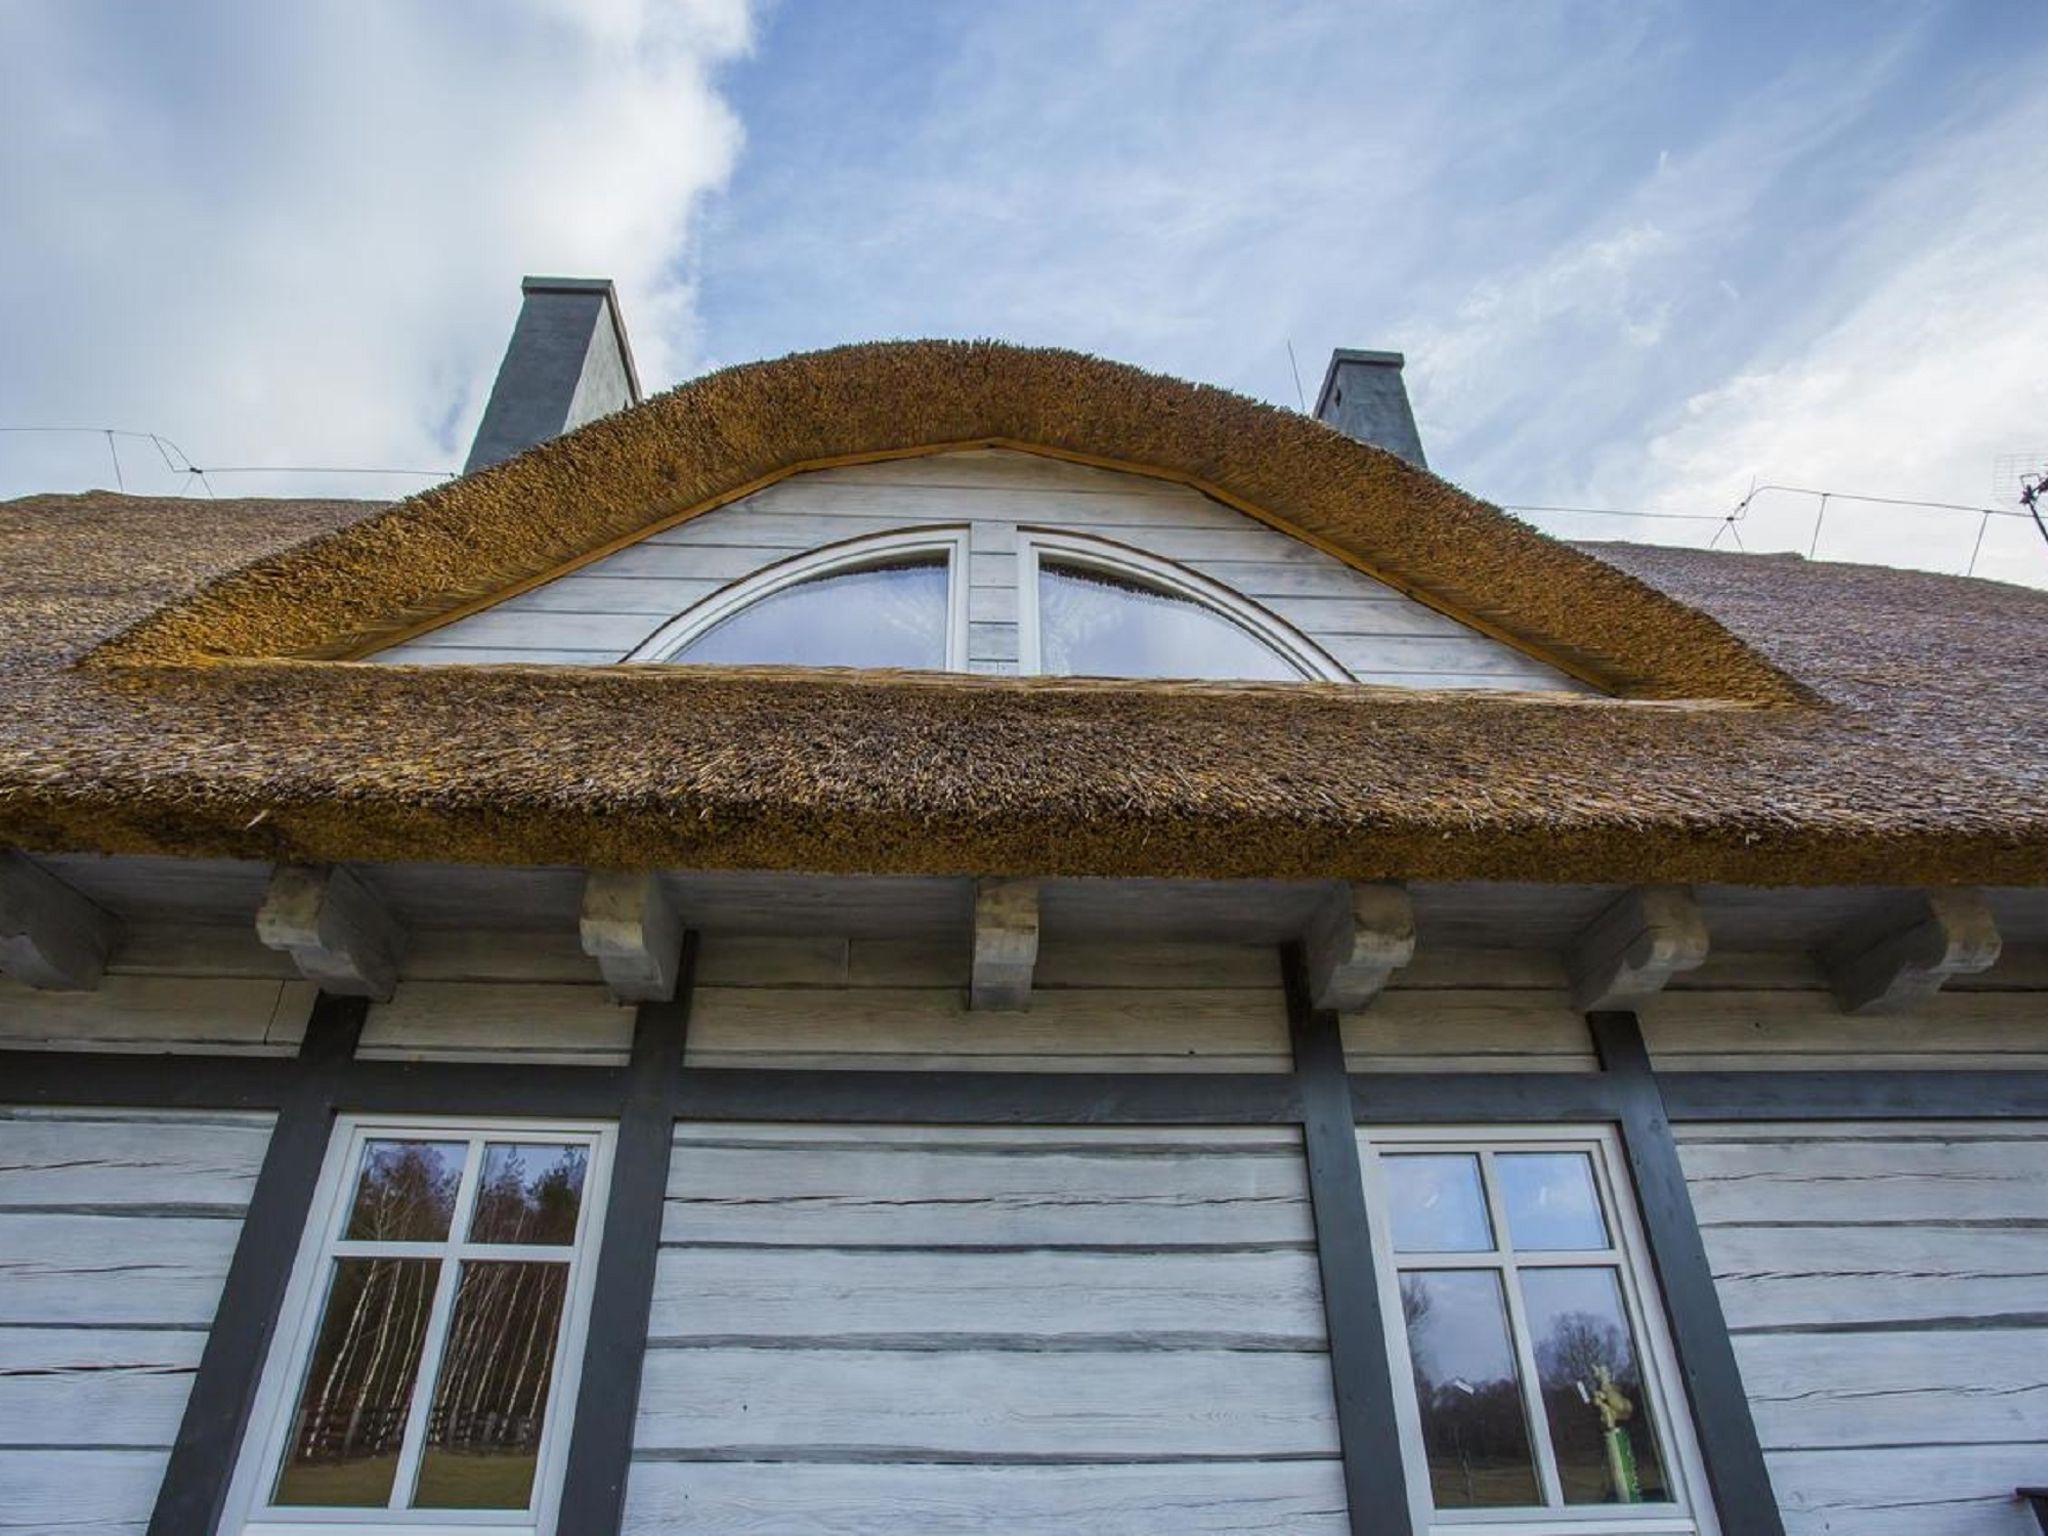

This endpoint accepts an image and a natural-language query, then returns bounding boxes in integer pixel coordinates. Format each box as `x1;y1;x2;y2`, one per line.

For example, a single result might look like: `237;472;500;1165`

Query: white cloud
1618;85;2048;587
0;0;753;500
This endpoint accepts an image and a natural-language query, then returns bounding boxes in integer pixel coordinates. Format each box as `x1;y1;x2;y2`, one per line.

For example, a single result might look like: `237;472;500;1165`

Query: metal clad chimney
1313;348;1427;470
464;277;643;474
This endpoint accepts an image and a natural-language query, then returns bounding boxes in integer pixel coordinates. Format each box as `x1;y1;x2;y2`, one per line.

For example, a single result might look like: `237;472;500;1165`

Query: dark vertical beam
556;933;696;1532
1589;1012;1785;1536
148;993;366;1536
1286;945;1416;1536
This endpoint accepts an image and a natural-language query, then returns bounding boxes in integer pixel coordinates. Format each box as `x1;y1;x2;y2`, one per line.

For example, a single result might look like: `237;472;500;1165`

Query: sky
3;0;2045;586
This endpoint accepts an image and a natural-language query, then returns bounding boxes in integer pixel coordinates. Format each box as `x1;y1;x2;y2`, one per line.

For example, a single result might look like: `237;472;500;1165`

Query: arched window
1019;530;1344;681
626;529;969;670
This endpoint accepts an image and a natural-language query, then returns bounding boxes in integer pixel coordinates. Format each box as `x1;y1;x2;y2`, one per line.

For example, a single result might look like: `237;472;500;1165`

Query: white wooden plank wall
11;927;2045;1074
1639;947;2048;1071
0;924;635;1064
377;449;1587;691
0;1107;275;1534
1680;1121;2048;1536
1344;947;2048;1074
623;1122;1345;1534
686;934;1292;1071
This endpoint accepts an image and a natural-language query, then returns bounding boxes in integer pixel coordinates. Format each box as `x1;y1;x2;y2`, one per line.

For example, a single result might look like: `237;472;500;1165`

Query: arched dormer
369;449;1594;691
90;341;1807;707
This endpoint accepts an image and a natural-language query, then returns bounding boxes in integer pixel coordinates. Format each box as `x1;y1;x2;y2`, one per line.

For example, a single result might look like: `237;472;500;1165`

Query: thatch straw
0;343;2042;886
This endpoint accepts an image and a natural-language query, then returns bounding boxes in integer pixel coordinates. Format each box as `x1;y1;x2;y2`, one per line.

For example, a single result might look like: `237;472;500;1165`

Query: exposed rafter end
580;871;684;1003
1569;885;1710;1012
1827;888;2001;1015
971;878;1039;1011
257;864;406;1001
0;849;120;990
1304;881;1416;1013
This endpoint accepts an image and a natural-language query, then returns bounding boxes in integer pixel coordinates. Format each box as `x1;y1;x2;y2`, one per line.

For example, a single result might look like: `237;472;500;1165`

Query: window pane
469;1142;589;1245
671;558;949;668
1497;1152;1609;1251
1037;561;1303;681
1399;1270;1540;1508
343;1139;465;1242
412;1262;570;1510
1521;1267;1671;1505
274;1258;441;1507
1385;1153;1494;1253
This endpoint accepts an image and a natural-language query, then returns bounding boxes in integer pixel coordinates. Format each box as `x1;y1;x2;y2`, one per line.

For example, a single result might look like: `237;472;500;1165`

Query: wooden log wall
621;1122;1347;1533
0;1107;275;1535
1679;1120;2048;1536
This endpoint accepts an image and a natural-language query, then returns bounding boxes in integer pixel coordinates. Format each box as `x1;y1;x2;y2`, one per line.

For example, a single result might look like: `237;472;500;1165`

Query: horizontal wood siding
380;449;1587;691
624;1122;1344;1533
1330;946;2048;1075
686;934;1292;1071
0;1107;274;1533
1680;1121;2048;1536
0;972;315;1055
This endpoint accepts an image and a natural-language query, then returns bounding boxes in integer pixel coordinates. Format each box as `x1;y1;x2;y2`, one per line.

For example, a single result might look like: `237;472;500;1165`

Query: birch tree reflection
274;1139;586;1508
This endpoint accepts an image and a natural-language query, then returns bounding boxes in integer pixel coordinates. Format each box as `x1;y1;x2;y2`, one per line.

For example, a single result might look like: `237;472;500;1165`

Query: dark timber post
1286;946;1417;1536
1590;1011;1785;1536
557;934;697;1530
149;994;367;1536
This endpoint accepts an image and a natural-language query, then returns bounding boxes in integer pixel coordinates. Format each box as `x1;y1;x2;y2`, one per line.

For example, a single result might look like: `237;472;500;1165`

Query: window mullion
1483;1151;1565;1510
383;1137;485;1510
386;1251;465;1511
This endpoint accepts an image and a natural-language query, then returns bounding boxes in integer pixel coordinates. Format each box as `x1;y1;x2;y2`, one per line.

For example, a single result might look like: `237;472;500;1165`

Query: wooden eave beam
1569;885;1710;1011
1304;881;1416;1013
579;871;685;1003
256;863;407;1001
0;848;121;991
971;877;1040;1011
1826;888;2001;1015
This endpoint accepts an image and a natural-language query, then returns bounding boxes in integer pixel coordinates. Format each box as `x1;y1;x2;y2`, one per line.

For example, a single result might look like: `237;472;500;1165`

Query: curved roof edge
87;341;1811;704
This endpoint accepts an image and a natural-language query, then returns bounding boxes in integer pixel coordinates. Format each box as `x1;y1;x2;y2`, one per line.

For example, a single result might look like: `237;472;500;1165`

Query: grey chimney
463;277;642;474
1313;348;1427;470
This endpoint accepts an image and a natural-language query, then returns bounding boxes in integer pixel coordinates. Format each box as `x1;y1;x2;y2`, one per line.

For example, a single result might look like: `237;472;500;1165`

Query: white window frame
1015;527;1348;680
1358;1126;1719;1536
622;525;971;667
222;1116;616;1536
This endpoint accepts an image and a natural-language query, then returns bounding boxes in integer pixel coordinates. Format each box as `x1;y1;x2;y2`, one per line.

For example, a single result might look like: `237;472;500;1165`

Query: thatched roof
2;342;2044;887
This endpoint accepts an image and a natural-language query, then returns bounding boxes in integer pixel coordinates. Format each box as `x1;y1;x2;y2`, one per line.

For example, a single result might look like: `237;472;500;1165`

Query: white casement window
1359;1128;1717;1536
626;527;970;669
1017;528;1346;681
224;1118;614;1536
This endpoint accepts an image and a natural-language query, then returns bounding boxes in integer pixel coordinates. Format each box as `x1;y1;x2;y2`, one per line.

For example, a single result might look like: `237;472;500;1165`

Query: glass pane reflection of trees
343;1140;463;1242
1523;1267;1669;1503
671;559;950;669
1400;1271;1540;1507
413;1262;569;1509
1037;562;1303;681
274;1258;440;1506
469;1142;588;1245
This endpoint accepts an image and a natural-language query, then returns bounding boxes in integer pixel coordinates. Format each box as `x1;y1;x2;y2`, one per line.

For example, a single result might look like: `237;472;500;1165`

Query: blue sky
4;0;2045;583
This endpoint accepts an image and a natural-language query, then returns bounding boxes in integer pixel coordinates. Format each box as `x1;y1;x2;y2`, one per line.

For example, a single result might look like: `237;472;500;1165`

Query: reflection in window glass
413;1263;570;1509
274;1258;441;1507
670;558;950;669
469;1143;588;1246
343;1140;464;1242
1036;562;1304;681
1399;1271;1541;1508
1385;1153;1494;1253
1497;1152;1610;1251
1521;1267;1669;1504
